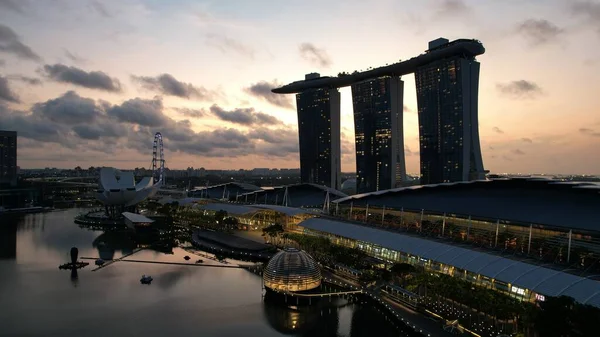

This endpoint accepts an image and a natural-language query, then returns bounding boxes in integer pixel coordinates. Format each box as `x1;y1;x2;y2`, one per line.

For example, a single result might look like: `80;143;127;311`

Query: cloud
492;126;504;134
579;128;600;137
503;155;513;161
172;107;206;118
521;137;533;143
496;80;543;99
209;105;282;126
0;75;20;103
0;0;25;14
512;149;526;155
0;24;41;61
403;105;413;113
404;145;418;156
63;49;87;64
299;43;332;68
8;74;42;85
32;91;100;125
205;34;255;59
0;91;290;159
0;59;4;67
131;73;216;100
516;19;564;46
107;97;170;127
90;0;111;17
245;80;294;109
570;1;600;36
42;64;122;92
436;0;470;16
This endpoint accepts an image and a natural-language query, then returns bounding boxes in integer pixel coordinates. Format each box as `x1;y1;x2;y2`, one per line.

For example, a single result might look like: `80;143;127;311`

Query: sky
0;0;599;175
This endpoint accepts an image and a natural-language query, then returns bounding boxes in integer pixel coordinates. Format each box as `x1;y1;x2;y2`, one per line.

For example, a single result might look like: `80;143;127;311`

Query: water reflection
263;297;339;336
0;219;17;259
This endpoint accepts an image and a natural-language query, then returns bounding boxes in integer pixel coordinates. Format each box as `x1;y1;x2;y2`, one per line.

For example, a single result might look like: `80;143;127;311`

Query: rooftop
121;212;154;224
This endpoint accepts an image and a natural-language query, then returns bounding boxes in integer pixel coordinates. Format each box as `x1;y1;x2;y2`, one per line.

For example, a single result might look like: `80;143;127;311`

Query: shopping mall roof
299;217;600;307
333;178;600;232
198;203;320;217
236;183;347;208
198;203;258;215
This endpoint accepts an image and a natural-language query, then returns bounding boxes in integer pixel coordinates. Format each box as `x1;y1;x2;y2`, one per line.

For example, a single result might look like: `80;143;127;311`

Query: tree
214;210;228;225
262;224;284;245
390;263;416;287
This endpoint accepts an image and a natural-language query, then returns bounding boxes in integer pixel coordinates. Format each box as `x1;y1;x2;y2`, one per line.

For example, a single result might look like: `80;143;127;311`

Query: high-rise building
351;76;406;193
296;73;341;190
0;130;17;187
415;38;486;184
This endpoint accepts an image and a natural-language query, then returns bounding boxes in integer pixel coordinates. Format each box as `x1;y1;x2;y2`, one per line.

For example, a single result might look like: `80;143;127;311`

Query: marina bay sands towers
274;38;487;191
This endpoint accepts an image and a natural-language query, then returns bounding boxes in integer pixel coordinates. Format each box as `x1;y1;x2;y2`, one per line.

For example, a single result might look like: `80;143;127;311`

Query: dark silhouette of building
296;73;341;190
415;38;486;184
0;130;17;187
351;76;406;193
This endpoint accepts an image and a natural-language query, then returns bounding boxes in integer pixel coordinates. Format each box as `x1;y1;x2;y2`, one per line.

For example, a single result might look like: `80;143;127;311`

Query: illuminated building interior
263;248;322;292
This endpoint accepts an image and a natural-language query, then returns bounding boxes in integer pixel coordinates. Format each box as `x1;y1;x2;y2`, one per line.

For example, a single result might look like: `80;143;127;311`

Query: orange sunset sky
1;0;599;175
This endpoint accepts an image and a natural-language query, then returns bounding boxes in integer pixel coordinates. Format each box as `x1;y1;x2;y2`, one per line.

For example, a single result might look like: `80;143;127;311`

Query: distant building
351;76;406;193
0;130;17;187
415;38;486;184
296;73;341;190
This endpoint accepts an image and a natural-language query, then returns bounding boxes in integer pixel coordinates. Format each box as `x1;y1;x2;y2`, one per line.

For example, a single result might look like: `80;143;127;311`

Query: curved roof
333;178;600;232
236;183;347;208
299;217;600;307
197;202;320;217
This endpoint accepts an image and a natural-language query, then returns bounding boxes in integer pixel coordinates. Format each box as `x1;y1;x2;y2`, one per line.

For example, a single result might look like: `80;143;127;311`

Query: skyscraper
0;130;17;187
296;73;341;190
415;38;486;184
351;76;406;193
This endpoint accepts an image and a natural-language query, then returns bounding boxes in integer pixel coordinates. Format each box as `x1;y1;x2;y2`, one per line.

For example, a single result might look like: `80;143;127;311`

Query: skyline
1;0;600;175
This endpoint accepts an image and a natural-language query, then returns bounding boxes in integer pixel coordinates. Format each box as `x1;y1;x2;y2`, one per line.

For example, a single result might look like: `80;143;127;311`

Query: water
0;209;407;337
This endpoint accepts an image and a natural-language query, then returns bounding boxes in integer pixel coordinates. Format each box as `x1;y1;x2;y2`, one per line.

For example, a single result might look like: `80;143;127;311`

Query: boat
140;275;153;284
184;255;190;261
95;258;105;266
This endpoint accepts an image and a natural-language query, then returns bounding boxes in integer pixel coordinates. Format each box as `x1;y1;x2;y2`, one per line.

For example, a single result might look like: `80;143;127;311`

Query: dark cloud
437;0;470;16
516;19;564;46
570;1;600;36
8;74;42;86
512;149;526;155
172;107;206;118
63;49;87;64
496;80;543;99
107;97;170;127
521;137;533;143
42;64;122;92
131;73;216;100
0;91;295;160
205;34;255;58
90;0;111;17
32;91;99;125
209;105;282;126
492;126;504;134
245;80;294;109
248;127;298;157
0;0;24;14
0;24;41;62
403;105;413;113
0;75;20;103
579;128;600;137
299;43;332;68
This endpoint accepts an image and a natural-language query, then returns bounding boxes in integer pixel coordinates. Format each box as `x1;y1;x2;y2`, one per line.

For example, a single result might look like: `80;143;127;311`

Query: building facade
415;38;486;184
351;76;406;193
0;130;17;187
296;73;341;190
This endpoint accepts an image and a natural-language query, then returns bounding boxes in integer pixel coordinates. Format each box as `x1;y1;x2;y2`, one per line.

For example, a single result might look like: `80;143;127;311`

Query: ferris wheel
151;132;165;185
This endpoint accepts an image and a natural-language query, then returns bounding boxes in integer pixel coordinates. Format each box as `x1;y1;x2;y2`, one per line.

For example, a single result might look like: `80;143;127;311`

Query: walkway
86;248;144;271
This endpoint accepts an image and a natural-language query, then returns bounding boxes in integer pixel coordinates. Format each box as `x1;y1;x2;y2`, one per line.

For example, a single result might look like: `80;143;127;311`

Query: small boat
140;275;153;284
184;255;191;261
95;258;105;266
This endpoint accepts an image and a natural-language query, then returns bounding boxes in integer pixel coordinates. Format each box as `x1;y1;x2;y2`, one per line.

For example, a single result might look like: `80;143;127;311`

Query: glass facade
0;131;17;187
334;204;600;273
296;84;341;190
351;76;406;193
415;56;485;184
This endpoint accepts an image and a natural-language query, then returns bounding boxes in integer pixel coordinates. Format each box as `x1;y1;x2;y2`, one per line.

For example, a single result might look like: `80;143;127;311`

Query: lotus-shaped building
96;167;160;216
